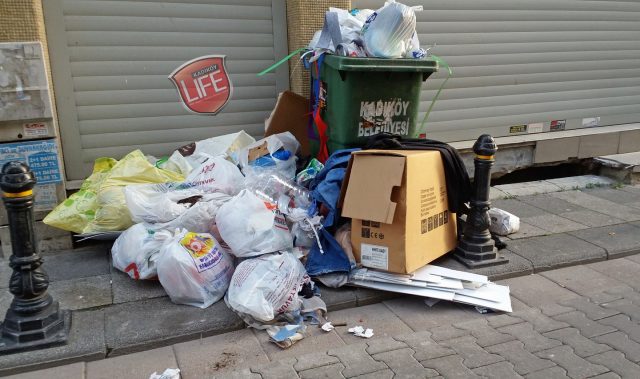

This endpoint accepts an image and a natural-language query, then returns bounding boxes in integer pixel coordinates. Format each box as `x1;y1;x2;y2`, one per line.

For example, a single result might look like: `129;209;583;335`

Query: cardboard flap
342;154;405;224
247;142;269;162
264;91;311;156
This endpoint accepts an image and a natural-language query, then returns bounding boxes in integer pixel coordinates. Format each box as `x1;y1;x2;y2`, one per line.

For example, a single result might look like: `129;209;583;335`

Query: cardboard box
341;150;457;274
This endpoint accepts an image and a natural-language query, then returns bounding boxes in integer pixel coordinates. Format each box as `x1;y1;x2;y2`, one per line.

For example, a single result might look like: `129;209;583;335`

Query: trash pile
307;1;428;59
42;1;517;351
44;127;514;348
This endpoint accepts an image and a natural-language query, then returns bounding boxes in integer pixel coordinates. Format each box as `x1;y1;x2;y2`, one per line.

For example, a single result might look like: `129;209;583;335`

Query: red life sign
169;55;232;115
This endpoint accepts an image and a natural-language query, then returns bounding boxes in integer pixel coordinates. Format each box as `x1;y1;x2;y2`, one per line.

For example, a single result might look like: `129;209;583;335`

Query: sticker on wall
582;117;600;128
527;123;544;134
550;120;566;132
169;55;232;115
23;122;49;138
509;125;527;134
34;183;59;212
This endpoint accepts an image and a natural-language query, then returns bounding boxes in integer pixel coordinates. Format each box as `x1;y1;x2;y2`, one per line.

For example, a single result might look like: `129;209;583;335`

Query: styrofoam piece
411;265;489;284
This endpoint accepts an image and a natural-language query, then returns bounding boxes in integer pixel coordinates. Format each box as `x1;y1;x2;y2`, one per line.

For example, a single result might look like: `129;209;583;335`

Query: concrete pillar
285;0;351;97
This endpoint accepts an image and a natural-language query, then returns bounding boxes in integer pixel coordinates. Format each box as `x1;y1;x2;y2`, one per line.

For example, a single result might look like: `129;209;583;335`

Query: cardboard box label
422;210;450;234
361;243;388;270
0;140;62;184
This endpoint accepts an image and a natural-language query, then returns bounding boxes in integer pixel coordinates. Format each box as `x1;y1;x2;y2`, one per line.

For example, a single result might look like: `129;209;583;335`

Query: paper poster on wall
0;139;62;184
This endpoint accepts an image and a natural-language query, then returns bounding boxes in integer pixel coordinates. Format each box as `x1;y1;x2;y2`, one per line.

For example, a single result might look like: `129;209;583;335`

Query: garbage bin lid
324;55;439;73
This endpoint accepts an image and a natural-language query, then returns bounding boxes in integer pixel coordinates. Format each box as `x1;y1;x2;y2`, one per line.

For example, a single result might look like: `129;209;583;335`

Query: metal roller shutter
43;0;288;180
352;0;640;142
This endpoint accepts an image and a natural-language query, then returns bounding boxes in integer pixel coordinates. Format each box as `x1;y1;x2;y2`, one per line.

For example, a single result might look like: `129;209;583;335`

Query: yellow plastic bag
43;157;117;234
83;150;184;233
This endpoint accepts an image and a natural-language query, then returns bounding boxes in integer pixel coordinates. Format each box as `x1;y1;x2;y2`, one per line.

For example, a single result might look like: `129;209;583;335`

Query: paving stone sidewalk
1;182;640;375
11;256;640;379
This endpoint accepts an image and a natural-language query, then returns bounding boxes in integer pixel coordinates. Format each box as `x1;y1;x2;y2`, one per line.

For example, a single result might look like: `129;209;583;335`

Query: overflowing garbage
307;1;427;59
42;1;517;351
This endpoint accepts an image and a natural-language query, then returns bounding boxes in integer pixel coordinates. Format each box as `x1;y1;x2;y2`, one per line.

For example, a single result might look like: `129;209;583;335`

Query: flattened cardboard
341;149;457;274
264;91;311;156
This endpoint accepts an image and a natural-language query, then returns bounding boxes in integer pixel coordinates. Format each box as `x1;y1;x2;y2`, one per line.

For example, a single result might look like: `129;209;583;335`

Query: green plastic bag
44;150;184;234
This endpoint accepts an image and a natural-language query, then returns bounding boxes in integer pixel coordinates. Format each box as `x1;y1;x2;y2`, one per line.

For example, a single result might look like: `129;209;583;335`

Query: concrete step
1;182;640;375
596;151;640;185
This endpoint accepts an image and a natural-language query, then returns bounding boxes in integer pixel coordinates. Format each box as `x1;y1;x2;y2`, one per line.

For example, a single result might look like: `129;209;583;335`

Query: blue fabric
310;148;360;228
305;149;360;276
305;228;353;276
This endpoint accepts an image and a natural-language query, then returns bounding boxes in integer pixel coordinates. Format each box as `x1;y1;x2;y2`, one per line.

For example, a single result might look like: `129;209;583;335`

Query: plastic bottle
246;171;312;214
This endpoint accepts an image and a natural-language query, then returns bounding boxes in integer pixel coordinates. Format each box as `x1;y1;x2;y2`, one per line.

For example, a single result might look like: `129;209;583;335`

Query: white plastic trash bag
111;223;172;280
124;184;201;224
489;208;520;236
154;192;232;234
157;230;234;308
181;155;245;195
362;0;421;58
215;190;293;258
234;132;300;179
174;131;256;169
159;150;194;177
225;252;309;322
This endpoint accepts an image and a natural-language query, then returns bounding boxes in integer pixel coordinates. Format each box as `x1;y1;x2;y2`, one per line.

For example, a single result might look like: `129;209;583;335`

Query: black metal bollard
453;135;509;268
0;162;69;354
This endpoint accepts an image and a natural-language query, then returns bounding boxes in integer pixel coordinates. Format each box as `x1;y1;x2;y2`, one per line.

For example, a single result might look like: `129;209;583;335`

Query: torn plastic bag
215;190;293;258
111;223;172;280
235;132;300;179
225;252;309;322
157;230;234;308
489;208;520;236
361;0;421;58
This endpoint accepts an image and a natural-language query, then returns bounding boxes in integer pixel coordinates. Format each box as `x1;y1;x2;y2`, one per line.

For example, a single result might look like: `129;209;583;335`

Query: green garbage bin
309;55;438;156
